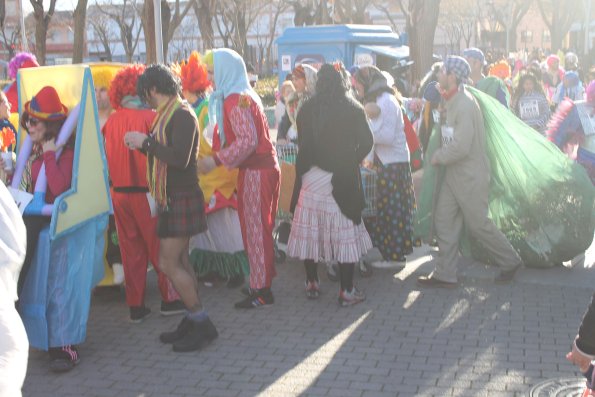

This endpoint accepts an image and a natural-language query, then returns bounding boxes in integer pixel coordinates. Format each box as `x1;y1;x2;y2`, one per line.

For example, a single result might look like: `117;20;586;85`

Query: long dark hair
312;63;351;134
512;72;546;110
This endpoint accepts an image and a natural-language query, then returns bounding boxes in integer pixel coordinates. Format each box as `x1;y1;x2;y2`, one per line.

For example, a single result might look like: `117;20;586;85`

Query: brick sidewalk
22;248;592;397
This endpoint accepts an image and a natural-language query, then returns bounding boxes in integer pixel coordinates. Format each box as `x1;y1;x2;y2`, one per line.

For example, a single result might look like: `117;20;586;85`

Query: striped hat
444;56;471;82
24;86;68;121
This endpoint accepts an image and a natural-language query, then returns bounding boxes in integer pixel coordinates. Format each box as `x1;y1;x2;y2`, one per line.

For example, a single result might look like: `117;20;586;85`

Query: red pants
111;191;179;307
237;167;280;289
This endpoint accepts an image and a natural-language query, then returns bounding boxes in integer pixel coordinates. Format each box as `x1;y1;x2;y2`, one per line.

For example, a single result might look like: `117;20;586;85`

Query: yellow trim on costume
196;104;238;200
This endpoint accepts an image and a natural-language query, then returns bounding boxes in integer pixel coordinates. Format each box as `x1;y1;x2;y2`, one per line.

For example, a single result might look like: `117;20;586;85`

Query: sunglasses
26;117;41;127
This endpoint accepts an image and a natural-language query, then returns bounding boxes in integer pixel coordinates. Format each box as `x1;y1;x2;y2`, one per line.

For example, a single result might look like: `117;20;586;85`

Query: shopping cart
274;143;299;263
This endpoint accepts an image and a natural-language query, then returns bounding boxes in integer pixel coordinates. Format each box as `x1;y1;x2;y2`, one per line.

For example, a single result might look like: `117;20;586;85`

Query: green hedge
254;75;278;107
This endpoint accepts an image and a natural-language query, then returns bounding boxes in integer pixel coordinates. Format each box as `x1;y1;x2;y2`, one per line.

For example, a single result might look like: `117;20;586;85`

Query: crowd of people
0;44;593;396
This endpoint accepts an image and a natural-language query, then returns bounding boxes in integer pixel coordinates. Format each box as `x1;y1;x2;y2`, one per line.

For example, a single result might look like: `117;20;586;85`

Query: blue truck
275;24;409;83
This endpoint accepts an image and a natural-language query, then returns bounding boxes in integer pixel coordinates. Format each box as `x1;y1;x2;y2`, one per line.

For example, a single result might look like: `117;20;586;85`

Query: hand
567;339;593;373
431;151;440;166
362;159;373;169
276;138;288;145
197;156;217;174
124;131;147;150
42;139;57;153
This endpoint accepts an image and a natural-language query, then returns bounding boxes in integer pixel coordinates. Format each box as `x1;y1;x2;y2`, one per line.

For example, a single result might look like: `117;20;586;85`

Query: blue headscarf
208;48;262;147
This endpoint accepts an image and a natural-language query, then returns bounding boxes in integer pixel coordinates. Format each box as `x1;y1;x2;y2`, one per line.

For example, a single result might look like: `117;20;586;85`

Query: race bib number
441;126;454;146
519;99;540;120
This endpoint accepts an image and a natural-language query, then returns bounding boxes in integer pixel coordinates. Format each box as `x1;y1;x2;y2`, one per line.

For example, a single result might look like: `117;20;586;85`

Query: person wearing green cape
417;56;522;289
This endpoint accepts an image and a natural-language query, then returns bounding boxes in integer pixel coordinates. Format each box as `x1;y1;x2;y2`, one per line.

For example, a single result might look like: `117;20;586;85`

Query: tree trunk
30;0;57;65
194;0;215;51
408;0;441;82
142;1;157;64
72;0;88;63
160;1;169;61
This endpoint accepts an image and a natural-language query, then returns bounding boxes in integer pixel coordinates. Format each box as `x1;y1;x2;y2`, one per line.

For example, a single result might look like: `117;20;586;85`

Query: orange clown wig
179;51;211;94
108;64;146;110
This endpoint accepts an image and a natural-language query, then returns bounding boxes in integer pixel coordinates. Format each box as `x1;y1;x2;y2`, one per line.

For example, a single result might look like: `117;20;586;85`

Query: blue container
276;24;409;84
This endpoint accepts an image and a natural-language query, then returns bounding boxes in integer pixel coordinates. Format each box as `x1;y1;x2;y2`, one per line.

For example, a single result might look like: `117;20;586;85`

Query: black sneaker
172;317;219;352
235;288;274;309
49;345;80;373
129;306;151;323
160;316;193;344
160;300;186;316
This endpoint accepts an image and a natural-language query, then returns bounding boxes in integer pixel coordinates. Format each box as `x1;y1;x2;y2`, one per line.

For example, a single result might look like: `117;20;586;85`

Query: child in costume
177;51;249;288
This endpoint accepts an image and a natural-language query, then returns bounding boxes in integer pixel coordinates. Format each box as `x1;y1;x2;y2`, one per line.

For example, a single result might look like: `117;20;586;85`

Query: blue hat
444;56;471;82
463;47;486;65
423;81;441;105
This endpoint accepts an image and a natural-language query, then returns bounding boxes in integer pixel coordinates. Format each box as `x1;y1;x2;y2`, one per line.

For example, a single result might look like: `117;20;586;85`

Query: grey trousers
432;180;521;283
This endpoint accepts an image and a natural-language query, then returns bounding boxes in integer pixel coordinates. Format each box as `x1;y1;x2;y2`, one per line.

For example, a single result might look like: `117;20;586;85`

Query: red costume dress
214;94;280;290
102;108;179;307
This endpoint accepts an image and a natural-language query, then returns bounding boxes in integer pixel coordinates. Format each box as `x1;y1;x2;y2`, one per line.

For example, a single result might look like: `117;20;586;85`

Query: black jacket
290;95;373;224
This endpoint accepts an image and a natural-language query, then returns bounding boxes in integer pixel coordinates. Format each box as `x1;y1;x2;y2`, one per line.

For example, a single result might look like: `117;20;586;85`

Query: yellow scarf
147;96;183;208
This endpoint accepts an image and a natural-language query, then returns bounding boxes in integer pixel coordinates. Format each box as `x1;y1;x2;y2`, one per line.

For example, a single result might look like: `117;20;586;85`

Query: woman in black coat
287;63;374;306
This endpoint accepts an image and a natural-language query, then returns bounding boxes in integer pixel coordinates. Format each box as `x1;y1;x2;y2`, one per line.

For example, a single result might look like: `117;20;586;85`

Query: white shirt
368;92;410;165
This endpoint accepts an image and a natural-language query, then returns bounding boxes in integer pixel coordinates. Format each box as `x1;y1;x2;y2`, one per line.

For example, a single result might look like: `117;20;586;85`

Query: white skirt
190;207;245;253
287;167;372;263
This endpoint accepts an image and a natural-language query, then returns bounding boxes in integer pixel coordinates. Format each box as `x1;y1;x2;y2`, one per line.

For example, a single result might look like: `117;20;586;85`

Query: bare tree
372;2;402;34
397;0;441;82
167;11;199;61
192;0;216;51
254;0;290;73
215;0;267;57
489;0;532;52
0;0;20;58
88;8;116;61
96;0;142;63
332;0;370;24
440;0;476;52
30;0;58;65
162;0;194;61
537;0;584;51
72;0;88;63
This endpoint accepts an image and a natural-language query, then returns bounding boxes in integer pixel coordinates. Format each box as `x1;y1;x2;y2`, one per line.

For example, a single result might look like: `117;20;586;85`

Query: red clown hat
24;86;68;121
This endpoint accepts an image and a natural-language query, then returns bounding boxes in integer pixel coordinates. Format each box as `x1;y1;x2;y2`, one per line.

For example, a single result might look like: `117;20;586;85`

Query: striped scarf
147;96;183;208
20;145;43;193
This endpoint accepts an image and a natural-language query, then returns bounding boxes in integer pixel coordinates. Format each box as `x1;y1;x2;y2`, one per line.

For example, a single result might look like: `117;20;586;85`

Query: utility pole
154;0;164;63
584;0;592;56
19;0;28;52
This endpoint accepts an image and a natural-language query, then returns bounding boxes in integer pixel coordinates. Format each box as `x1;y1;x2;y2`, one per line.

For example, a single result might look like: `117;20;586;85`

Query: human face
95;87;111;111
292;76;306;93
26;116;47;143
437;65;451;91
0;96;10;119
522;78;534;93
465;57;482;74
207;65;216;89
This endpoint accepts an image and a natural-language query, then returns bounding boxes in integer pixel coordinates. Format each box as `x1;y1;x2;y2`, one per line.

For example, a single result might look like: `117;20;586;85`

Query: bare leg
181;239;199;293
159;237;202;313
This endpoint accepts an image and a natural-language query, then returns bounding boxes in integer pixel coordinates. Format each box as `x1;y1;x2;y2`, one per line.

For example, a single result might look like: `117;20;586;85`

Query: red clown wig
179;51;211;94
108;64;146;110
